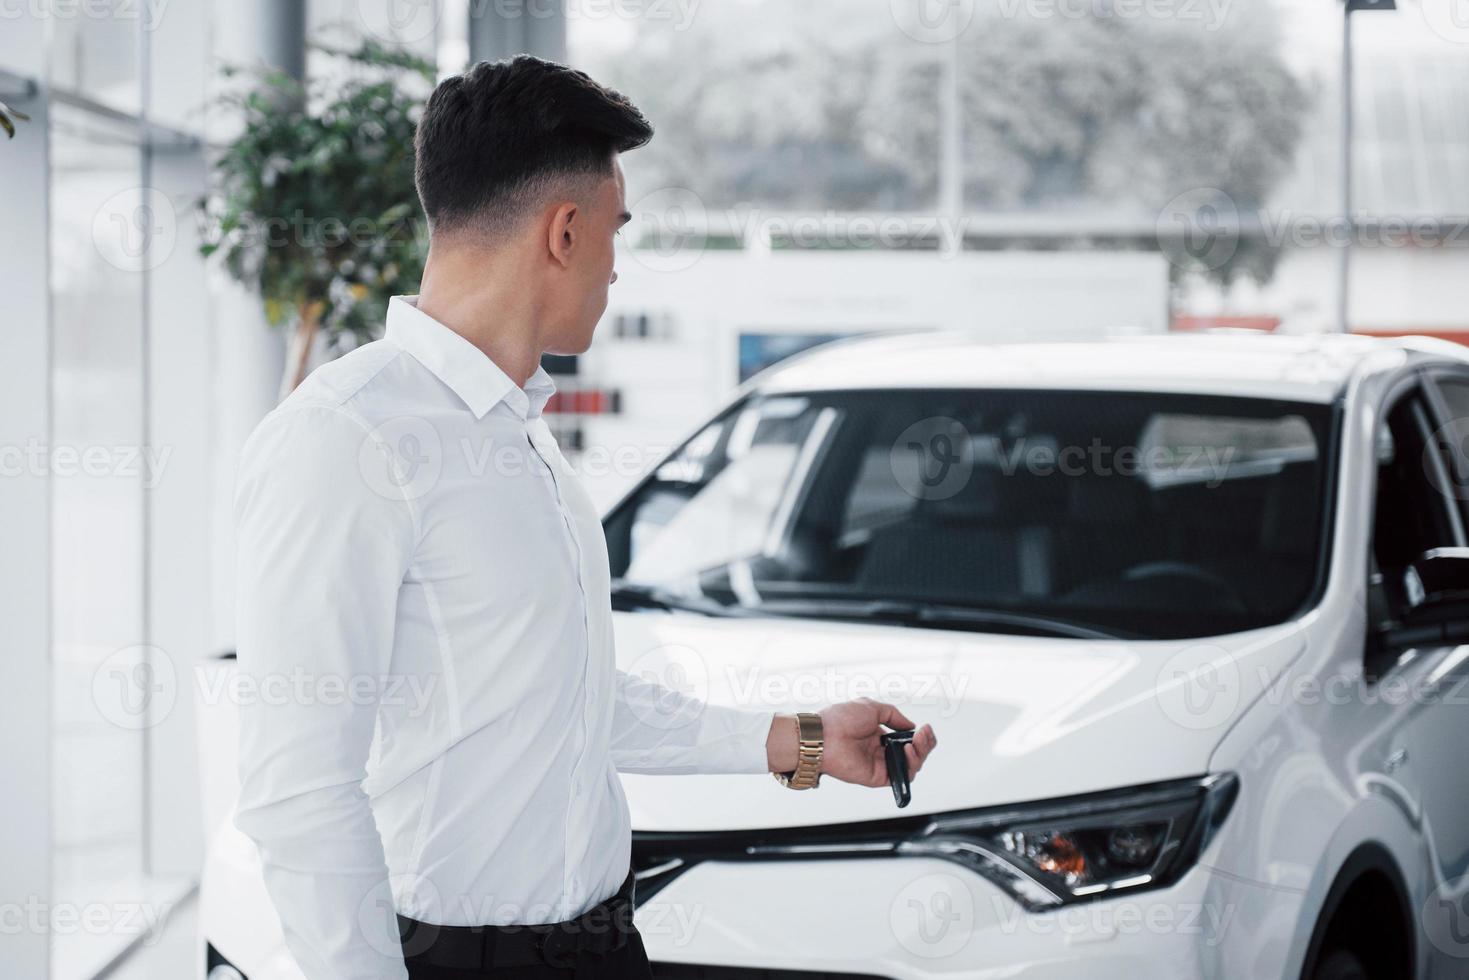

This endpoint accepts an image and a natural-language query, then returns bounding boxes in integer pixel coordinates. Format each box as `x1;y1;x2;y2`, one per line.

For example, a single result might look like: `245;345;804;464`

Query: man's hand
766;699;937;788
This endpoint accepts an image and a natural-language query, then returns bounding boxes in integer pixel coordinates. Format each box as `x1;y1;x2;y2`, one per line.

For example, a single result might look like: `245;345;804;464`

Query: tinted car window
1372;390;1460;616
604;390;1335;640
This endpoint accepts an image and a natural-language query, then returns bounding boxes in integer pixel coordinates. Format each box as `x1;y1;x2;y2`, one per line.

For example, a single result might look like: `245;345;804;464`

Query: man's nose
610;269;618;285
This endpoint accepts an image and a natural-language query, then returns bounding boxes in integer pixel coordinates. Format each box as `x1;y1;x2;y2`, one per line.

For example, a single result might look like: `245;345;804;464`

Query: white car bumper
633;855;1300;979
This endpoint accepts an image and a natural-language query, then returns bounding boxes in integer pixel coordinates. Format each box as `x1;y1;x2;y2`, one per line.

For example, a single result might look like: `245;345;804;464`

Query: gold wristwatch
773;712;823;790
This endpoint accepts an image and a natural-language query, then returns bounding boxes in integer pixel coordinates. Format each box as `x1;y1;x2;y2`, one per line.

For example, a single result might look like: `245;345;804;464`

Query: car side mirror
1404;547;1469;606
1380;547;1469;649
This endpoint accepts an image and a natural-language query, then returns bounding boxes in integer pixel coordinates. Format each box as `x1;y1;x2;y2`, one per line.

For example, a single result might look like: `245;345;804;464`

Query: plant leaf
0;98;30;139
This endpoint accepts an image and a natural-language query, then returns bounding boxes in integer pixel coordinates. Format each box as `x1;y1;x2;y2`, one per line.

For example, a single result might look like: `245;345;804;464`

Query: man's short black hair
414;55;652;237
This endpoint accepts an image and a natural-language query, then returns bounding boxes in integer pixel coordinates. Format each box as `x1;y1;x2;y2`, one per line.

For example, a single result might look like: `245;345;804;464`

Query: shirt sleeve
232;404;417;980
609;668;774;775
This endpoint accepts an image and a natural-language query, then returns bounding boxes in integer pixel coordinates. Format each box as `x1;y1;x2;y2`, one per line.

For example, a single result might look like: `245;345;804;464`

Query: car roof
756;331;1469;404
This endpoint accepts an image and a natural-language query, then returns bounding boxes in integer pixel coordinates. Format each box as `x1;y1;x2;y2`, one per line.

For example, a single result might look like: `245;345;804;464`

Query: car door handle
1385;747;1409;773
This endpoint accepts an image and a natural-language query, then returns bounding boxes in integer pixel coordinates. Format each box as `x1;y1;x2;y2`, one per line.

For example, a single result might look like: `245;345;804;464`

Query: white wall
206;280;285;658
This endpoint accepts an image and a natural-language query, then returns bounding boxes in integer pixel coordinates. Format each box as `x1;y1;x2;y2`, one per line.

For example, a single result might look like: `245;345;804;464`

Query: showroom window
49;12;141;115
4;2;443;974
566;0;1315;233
17;5;218;978
568;2;944;218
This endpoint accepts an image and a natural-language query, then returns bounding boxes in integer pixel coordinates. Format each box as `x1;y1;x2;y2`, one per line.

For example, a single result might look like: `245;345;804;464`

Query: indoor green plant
198;39;432;396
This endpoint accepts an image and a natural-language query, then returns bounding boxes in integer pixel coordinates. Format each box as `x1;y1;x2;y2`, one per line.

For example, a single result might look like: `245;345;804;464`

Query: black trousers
404;926;654;979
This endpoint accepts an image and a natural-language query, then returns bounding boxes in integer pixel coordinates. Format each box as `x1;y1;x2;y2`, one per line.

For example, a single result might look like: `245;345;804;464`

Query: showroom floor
102;892;197;980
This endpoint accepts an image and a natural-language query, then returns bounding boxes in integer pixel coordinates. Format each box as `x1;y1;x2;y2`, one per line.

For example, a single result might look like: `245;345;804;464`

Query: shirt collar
385;295;557;421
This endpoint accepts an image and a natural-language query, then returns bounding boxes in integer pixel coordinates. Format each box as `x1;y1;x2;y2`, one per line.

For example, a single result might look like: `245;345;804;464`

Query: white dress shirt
233;296;774;980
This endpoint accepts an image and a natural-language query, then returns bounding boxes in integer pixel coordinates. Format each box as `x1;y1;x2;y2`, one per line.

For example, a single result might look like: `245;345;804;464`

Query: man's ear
547;202;578;269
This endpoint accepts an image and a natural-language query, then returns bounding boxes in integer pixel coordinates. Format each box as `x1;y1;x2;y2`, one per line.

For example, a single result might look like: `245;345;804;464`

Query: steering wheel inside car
1122;561;1251;615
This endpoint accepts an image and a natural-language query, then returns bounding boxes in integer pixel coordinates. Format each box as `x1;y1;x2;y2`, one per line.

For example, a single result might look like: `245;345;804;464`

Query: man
234;56;938;980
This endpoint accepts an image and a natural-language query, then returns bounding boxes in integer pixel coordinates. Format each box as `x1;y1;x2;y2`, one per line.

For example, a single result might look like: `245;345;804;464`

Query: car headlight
896;773;1238;910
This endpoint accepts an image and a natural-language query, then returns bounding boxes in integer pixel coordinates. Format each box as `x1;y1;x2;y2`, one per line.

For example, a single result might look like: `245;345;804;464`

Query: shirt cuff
693;704;774;774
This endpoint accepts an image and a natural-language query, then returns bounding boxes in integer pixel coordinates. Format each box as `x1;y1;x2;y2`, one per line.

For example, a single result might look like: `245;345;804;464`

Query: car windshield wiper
611;584;1123;639
609;582;752;618
751;597;1123;640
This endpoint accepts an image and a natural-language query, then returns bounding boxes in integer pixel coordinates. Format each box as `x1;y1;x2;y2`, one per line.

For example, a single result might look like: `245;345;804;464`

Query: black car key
881;729;915;808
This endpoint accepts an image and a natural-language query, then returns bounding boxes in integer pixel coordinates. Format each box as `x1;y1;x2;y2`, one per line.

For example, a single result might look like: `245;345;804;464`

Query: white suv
201;332;1469;980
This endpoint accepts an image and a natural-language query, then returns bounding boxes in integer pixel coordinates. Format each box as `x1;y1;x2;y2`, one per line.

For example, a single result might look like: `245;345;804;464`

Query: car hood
613;609;1305;831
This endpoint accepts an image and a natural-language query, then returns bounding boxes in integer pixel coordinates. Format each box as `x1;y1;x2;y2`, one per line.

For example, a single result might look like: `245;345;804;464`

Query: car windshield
604;389;1335;640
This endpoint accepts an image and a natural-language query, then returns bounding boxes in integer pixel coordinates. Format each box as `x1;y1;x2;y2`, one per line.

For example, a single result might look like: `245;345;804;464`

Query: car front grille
652;965;889;980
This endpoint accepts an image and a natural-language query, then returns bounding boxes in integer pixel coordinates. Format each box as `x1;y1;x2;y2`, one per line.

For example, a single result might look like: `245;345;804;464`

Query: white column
259;0;307;83
469;0;566;63
144;146;213;879
0;31;51;980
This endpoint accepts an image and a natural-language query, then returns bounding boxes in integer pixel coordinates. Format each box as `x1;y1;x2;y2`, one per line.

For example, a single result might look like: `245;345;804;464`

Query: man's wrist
765;713;800;773
771;712;824;790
